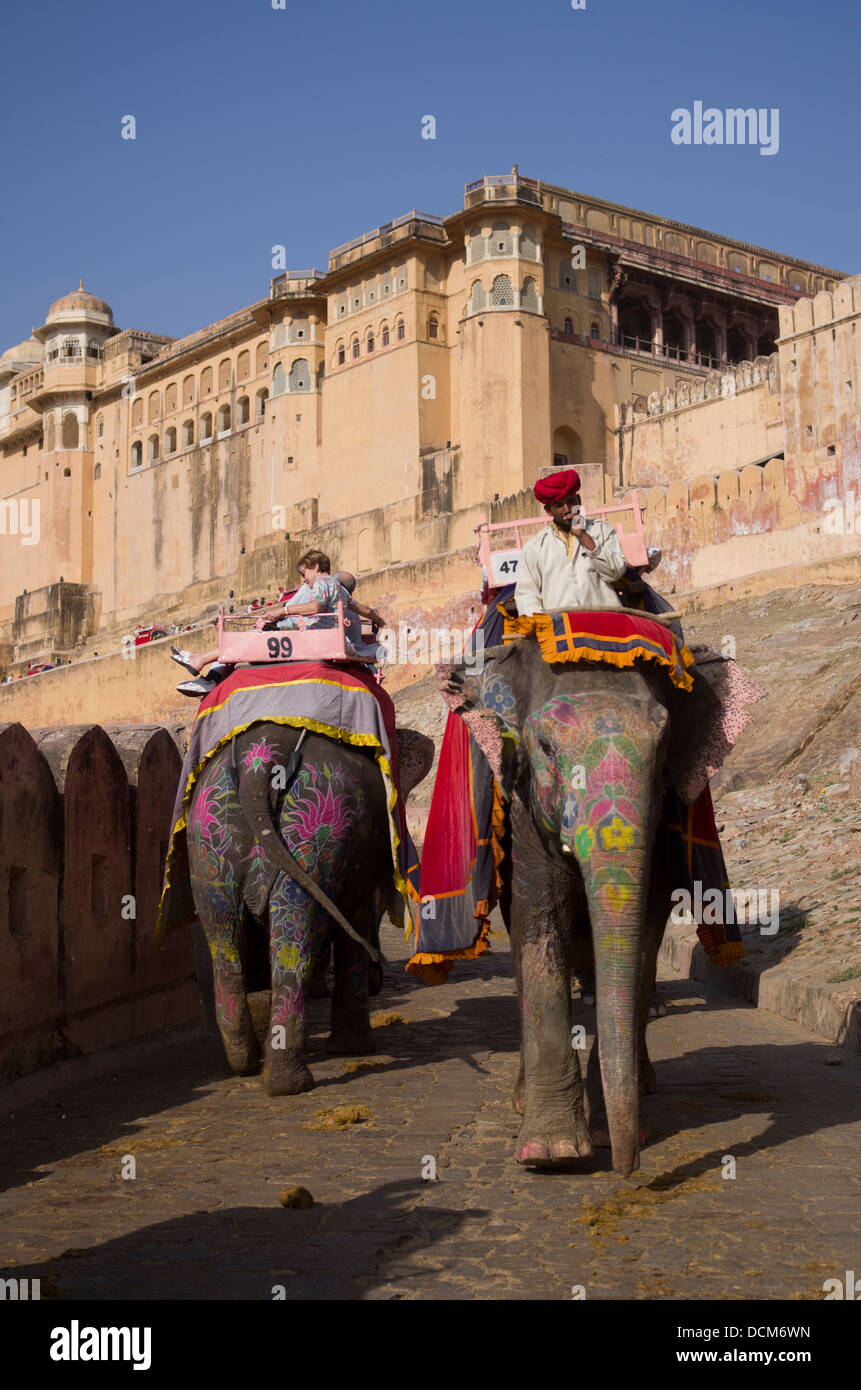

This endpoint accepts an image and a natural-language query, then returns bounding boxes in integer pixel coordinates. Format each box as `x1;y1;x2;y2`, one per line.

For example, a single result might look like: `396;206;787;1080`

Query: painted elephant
442;636;726;1179
188;723;432;1095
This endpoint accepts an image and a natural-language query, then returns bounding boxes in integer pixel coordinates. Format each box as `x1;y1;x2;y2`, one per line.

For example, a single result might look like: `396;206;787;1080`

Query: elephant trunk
591;899;644;1179
564;827;652;1179
237;743;382;965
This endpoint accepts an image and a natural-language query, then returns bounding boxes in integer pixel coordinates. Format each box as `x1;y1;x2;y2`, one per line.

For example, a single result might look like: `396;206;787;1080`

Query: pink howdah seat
475;490;649;589
216;600;377;666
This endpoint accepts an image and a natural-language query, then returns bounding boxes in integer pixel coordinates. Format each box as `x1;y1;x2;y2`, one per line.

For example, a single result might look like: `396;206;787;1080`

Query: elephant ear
664;652;766;803
437;643;522;796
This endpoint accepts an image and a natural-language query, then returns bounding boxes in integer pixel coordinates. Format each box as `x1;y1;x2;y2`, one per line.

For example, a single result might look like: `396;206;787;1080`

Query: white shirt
514;518;628;616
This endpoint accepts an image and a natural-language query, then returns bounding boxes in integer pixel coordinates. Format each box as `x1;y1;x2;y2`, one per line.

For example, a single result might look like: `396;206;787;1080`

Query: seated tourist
335;570;385;660
170;550;338;697
514;468;628;616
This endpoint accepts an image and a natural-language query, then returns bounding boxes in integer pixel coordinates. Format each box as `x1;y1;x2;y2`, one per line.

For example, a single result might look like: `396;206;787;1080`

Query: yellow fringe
502;614;695;692
491;777;507;900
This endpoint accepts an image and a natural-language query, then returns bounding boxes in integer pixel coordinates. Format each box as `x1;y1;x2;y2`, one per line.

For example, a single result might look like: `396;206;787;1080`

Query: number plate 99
266;635;293;659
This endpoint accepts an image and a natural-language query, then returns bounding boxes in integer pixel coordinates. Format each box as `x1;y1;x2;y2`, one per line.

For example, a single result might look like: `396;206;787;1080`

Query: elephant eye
538;738;553;757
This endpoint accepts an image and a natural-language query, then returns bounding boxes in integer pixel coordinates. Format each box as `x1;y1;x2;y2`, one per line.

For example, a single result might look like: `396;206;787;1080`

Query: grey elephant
187;722;431;1094
441;634;750;1178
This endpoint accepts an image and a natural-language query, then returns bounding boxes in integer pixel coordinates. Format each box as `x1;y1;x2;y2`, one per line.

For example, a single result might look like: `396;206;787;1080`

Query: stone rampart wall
0;722;197;1088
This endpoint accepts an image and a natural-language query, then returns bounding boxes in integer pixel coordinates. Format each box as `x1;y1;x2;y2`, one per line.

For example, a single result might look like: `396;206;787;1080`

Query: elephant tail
237;756;382;966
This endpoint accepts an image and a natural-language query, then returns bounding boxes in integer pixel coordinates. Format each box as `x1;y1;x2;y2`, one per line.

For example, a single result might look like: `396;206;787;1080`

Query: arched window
63;467;71;477
256;342;268;374
396;318;405;341
316;363;325;390
61;412;79;449
200;412;213;442
367;331;375;353
351;337;360;360
428;315;439;339
289;318;310;343
588;266;601;299
147;433;160;463
62;336;80;359
183;374;195;404
590;321;600;340
337;341;345;365
521;278;539;312
201;366;213;395
255;388;268;419
237;396;250;425
217;404;231;434
165;426;177;454
467;227;483;265
182;419;194;447
219;359;232;390
491;274;514;307
520;224;537;259
237;349;250;381
272;362;286;395
148;391;160;423
564;316;574;335
396;262;407;291
288;358;310;391
381;322;390;347
165;383;177;413
469;280;485;314
131;441;143;469
94;462;101;480
97;414;104;438
488;221;513;257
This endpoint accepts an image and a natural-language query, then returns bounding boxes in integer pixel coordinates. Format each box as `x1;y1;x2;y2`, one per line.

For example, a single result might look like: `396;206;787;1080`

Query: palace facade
0;170;850;676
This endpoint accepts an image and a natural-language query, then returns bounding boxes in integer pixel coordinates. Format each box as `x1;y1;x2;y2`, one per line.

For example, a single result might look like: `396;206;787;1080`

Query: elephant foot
326;1029;377;1057
648;995;667;1018
220;1029;261;1076
515;1111;594;1167
261;1054;315;1096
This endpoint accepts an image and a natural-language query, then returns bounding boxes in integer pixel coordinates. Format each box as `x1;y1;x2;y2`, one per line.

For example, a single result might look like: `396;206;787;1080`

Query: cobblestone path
2;922;858;1301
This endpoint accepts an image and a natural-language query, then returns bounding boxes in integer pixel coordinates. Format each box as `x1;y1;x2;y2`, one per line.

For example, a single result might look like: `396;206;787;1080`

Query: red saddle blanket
503;608;695;692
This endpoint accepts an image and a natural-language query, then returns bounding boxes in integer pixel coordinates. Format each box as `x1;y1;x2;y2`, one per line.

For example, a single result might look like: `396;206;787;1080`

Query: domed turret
45;281;114;326
0;334;43;381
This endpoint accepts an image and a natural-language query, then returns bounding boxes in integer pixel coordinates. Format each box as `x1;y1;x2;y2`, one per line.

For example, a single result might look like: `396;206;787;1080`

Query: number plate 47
490;550;521;584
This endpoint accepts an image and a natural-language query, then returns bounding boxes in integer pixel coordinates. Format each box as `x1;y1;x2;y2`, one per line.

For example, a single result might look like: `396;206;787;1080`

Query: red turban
534;469;581;504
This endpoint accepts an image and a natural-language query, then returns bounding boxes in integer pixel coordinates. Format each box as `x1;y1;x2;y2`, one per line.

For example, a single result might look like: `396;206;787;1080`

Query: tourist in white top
514;468;628;616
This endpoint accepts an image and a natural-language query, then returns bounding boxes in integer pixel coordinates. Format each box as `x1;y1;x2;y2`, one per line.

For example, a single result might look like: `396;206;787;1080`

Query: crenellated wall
618;355;784;488
0;722;198;1087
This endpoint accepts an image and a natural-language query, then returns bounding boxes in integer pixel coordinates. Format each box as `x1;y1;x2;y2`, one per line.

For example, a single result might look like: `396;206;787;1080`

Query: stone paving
1;921;859;1301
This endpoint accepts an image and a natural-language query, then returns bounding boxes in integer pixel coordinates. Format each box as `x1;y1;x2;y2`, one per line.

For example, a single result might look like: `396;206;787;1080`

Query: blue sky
1;0;857;346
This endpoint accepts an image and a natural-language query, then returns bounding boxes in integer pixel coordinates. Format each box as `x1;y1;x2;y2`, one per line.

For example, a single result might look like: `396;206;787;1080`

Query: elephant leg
263;878;330;1096
511;806;592;1165
328;901;376;1056
195;890;259;1076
